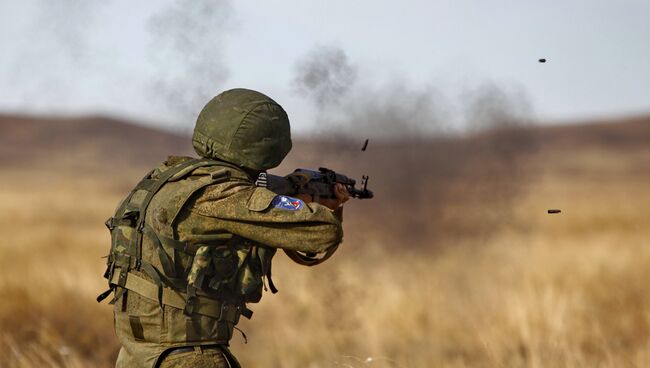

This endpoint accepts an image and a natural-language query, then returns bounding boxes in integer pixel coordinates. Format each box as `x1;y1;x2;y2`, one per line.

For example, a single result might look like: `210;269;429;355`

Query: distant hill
1;113;647;171
1;112;647;246
0;114;192;170
533;115;650;150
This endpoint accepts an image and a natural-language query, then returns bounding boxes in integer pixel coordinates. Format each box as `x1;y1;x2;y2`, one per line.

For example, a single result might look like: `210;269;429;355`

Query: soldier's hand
318;183;350;210
293;193;312;204
293;184;350;211
334;183;351;203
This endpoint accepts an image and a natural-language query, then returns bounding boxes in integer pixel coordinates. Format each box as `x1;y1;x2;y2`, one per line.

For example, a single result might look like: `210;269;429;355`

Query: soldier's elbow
310;224;343;253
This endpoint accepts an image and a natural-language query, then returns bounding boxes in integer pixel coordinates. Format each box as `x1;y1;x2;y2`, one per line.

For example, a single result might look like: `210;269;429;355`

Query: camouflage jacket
105;156;343;368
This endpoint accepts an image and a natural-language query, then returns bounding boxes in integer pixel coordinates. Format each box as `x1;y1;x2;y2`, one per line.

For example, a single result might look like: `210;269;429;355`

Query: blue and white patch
271;195;304;211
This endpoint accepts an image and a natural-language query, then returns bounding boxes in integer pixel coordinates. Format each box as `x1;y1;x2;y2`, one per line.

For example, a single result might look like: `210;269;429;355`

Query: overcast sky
0;0;648;134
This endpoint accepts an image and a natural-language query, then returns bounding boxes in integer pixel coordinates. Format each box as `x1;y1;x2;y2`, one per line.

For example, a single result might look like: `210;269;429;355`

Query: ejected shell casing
547;209;561;214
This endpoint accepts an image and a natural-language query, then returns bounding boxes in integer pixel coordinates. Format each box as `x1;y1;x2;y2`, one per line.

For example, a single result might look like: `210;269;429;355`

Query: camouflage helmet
192;88;292;171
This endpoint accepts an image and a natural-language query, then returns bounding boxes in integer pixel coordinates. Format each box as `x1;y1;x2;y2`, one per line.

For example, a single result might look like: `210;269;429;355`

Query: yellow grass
0;138;648;367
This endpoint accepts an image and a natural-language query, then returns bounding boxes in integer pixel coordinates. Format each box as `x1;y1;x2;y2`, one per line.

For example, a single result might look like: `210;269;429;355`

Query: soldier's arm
191;184;344;254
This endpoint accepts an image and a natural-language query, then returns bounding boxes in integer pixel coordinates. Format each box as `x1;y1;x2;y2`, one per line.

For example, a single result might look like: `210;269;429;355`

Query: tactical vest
98;157;277;358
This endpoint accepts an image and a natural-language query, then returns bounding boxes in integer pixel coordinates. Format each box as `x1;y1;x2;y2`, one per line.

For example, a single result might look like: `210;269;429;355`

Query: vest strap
283;245;339;266
134;159;214;270
110;267;241;323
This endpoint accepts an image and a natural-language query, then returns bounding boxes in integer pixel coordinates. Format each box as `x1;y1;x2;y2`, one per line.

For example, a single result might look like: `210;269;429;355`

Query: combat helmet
192;88;292;171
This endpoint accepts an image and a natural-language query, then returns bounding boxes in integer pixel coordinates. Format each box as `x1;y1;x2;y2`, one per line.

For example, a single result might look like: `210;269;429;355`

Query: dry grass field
0;115;648;367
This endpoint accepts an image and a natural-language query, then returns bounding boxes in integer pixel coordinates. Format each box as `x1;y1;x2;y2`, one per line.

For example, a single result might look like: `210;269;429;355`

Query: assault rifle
257;168;374;200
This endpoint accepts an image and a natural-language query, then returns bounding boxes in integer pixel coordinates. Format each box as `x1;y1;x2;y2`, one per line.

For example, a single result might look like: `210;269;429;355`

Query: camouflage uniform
99;89;343;368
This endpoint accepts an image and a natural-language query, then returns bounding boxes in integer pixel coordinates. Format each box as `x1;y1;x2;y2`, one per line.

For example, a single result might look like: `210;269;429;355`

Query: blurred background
0;1;648;367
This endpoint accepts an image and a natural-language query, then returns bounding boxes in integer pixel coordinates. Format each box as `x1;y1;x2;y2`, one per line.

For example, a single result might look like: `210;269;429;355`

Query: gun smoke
286;46;539;248
292;46;357;109
2;0;106;106
147;0;233;129
1;0;234;129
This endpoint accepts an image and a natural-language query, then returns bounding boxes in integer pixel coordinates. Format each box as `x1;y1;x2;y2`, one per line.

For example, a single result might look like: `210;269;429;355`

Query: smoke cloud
35;0;97;65
3;0;106;105
286;45;539;247
462;82;533;132
292;46;357;109
292;46;536;140
292;46;450;139
147;0;233;125
326;81;448;138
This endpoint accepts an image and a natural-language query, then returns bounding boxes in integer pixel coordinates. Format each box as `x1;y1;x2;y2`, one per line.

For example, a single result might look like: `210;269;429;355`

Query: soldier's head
192;88;292;171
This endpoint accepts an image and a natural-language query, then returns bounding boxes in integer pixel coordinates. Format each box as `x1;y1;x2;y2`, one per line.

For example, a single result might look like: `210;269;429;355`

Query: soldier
98;88;349;367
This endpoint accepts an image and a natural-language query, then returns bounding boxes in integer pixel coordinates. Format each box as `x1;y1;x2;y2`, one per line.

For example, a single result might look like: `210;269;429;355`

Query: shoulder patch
271;195;304;211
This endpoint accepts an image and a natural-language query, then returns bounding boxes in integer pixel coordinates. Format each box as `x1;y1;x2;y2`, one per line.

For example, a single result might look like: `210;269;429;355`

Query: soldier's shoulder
150;155;195;178
197;176;255;200
152;156;250;181
164;155;193;167
191;163;256;201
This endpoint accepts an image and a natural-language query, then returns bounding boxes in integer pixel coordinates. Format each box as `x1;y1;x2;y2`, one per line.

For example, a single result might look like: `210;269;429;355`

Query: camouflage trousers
116;345;235;368
158;347;229;368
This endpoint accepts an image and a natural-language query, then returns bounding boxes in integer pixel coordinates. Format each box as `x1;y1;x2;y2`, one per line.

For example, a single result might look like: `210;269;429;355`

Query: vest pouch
256;246;277;279
232;244;264;303
114;290;162;344
111;225;137;270
108;206;141;269
208;246;238;293
187;245;214;289
163;304;233;344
